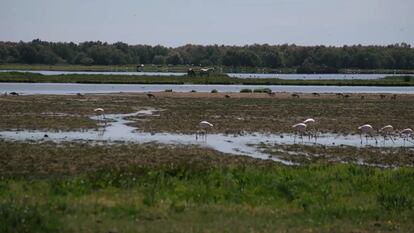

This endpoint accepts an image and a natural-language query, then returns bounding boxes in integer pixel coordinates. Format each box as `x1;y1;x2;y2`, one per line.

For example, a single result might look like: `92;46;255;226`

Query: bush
165;89;173;92
253;88;272;93
240;88;252;93
211;89;218;93
191;90;197;93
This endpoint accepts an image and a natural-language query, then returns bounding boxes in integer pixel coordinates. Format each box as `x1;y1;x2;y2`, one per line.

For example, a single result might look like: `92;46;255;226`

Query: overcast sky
1;0;413;47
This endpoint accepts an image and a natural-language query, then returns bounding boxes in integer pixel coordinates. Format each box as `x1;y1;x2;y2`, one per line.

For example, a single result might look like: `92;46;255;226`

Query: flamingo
379;125;395;144
400;128;413;146
303;118;317;141
303;118;315;124
94;108;106;123
197;121;213;140
292;123;307;143
358;124;377;144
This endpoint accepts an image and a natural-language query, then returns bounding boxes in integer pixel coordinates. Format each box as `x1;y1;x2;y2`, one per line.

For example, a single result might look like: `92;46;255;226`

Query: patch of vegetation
1;40;414;71
1;141;414;232
240;88;253;93
253;87;272;93
1;72;414;86
0;202;58;233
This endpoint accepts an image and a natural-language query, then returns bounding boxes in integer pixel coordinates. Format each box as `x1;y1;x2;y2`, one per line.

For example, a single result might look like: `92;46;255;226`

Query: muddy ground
1;92;413;134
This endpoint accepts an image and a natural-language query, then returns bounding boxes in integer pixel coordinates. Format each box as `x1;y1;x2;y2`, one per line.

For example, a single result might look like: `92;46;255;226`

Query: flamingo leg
389;134;395;144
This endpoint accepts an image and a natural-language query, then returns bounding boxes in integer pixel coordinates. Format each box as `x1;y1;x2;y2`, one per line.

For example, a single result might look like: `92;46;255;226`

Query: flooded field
0;102;414;166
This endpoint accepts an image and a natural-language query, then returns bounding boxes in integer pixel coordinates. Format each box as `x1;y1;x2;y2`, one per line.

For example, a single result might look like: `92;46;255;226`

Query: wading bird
358;124;377;144
400;128;413;146
379;125;395;144
303;118;317;140
197;121;213;141
292;123;307;143
94;108;106;122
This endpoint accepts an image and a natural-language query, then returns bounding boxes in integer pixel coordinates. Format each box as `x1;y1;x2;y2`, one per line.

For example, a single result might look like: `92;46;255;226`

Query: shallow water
1;110;413;165
2;82;414;95
0;70;186;76
2;70;412;80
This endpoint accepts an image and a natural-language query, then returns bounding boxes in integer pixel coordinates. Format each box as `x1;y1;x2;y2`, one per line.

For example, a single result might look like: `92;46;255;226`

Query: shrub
211;89;218;93
165;89;173;92
240;88;252;93
253;88;272;93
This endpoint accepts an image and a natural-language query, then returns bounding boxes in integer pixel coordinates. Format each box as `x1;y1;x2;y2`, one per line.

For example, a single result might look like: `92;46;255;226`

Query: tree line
0;39;413;71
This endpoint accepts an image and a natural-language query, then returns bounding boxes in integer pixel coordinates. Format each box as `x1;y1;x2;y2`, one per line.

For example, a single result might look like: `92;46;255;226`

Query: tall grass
1;157;414;232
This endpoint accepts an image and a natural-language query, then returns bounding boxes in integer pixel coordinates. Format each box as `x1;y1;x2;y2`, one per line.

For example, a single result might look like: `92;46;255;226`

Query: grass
1;93;414;134
1;140;414;232
1;71;414;86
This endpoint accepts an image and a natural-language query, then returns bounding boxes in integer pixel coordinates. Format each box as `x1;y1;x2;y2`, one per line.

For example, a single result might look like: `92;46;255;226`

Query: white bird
94;108;106;122
94;108;104;113
358;124;377;144
401;128;413;135
292;123;307;143
197;121;213;140
303;118;317;140
303;118;315;124
380;125;394;132
379;125;394;144
401;128;413;146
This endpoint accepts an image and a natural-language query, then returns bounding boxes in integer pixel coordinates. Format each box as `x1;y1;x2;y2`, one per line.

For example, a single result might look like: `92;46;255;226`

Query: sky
1;0;413;47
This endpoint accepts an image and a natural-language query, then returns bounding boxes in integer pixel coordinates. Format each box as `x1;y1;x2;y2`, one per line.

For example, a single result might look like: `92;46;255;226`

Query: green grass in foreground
1;71;414;86
1;141;414;232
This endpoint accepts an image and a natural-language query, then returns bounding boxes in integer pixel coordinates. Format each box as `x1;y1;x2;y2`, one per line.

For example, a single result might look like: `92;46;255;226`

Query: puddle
0;110;413;166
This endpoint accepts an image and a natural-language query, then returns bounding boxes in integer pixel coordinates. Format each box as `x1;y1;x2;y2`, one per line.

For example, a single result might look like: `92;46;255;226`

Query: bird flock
93;108;413;146
292;119;413;145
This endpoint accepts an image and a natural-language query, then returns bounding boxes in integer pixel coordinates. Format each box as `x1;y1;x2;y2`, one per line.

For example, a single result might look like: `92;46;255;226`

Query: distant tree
166;52;183;65
262;51;284;68
0;40;413;70
18;44;38;64
74;52;94;65
152;55;166;65
200;59;213;67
